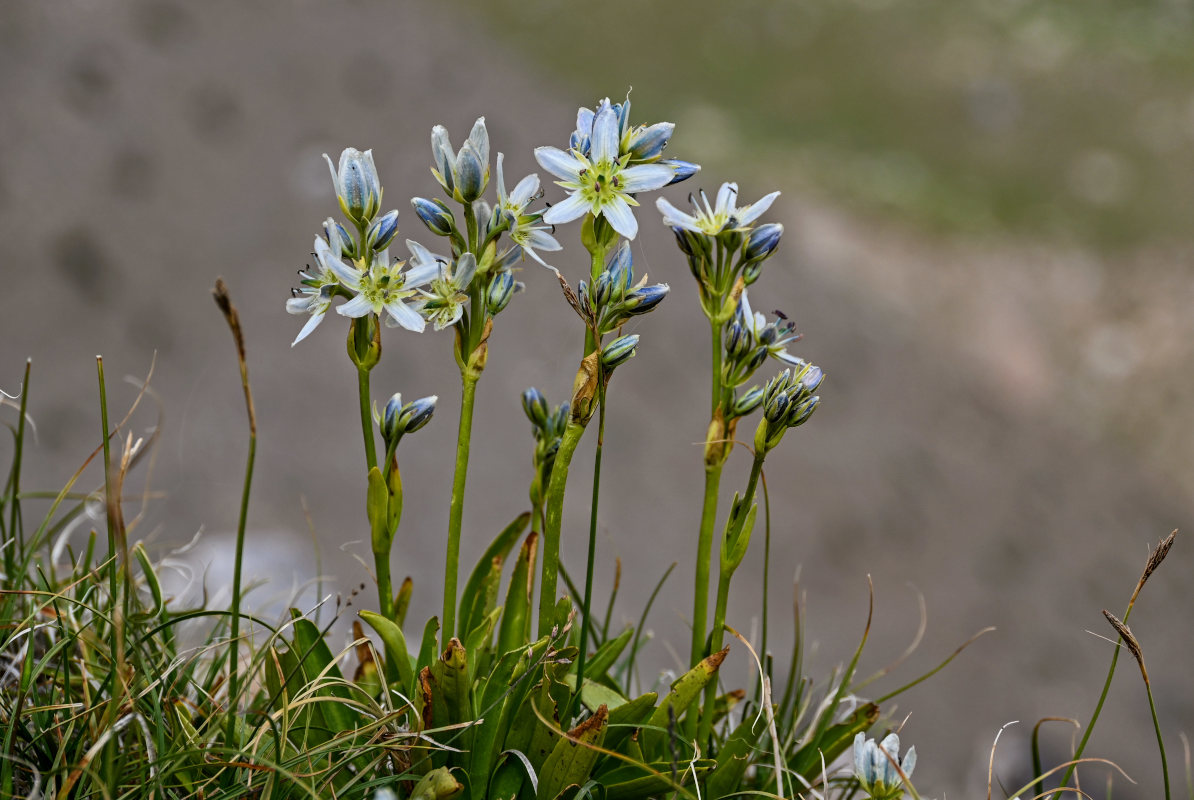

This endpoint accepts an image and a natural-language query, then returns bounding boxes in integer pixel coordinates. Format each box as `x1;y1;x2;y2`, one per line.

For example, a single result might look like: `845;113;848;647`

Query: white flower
286;220;346;346
535;99;678;240
853;732;916;800
495;153;561;269
656;182;779;236
411;243;477;331
735;290;808;370
323;237;437;332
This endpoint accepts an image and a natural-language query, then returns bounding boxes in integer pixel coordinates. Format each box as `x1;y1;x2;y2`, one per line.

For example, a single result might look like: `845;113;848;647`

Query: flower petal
534;146;581;181
602;196;639;239
575;106;594;137
655;196;701;232
620;164;676;193
716;182;738;216
510;173;540;207
528;229;562;251
403;260;440;288
337;294;374;317
387;299;426;332
453;252;477;289
737;190;780;226
590;102;620;164
543;191;590;225
315;237;361;290
323;153;340;194
291;308;327;346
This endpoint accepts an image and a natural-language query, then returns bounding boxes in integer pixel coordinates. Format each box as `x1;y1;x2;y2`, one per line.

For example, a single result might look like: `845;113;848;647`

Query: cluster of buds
379;393;437;456
288;149;439;347
754;363;823;455
659;182;784;322
852;733;917;800
410;118;545;348
571;241;670;335
522;388;570;509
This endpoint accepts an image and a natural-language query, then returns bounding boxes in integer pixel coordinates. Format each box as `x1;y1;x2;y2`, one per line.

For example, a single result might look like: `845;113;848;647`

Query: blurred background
1;1;1192;796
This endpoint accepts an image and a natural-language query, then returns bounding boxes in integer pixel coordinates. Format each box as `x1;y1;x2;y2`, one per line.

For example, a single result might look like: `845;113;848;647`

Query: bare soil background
1;2;1190;797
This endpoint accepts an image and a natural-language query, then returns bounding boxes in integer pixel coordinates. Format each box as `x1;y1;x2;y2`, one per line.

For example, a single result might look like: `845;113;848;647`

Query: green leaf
561;673;628;713
497;532;538;656
597;759;714;800
641;647;728;757
706;706;766;798
367;466;391;555
604;692;657;753
288;612;360;737
537;705;609;800
459;511;531;638
358;609;415;695
582;627;633;681
791;701;879;781
430;637;473;728
468;646;524;800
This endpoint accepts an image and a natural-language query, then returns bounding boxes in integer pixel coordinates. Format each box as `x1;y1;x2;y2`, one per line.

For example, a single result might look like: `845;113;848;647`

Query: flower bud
798;364;825;393
325;148;381;224
742;261;763;286
661;158;701;186
487;270;517;316
381;393;404;443
626;122;674;162
522;387;550;428
456;141;486;202
764;390;790;424
763;369;791;408
323;218;356;259
744;223;783;264
786;395;819;428
623;284;669;315
398;395;437;435
367;210;400;252
593;271;614;309
412;197;455;236
725;320;750;358
601;334;639;370
733;385;765;417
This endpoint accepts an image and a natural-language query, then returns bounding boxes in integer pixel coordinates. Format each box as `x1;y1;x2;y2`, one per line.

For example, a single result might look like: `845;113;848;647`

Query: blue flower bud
661;158;701;186
325;148;381;223
455;141;485;202
733;385;765;417
764;390;790;424
323;218;357;259
606;241;634;290
744;223;783;263
411;197;455;236
487;270;517;315
626;122;674;162
593;271;614;309
799;364;825;393
381;393;404;443
786;395;819;428
624;284;669;315
367;210;400;252
764;369;792;407
522;387;549;428
398;395;437;435
601;334;639;370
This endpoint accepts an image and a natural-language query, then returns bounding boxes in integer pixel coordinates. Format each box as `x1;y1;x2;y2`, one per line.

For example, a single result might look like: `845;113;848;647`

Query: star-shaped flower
535;99;681;240
286;220;347;346
495;153;561;269
322;238;438;332
410;242;477;331
656;182;779;236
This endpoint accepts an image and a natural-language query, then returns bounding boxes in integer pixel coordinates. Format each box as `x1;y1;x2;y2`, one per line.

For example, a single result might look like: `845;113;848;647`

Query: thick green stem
692;319;726;668
357;367;378;472
538;422;585;638
443;371;479;640
698;453;765;748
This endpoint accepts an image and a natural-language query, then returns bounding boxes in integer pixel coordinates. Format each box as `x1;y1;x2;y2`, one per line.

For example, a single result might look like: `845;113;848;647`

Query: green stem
698;453;765;748
539;422;586;638
1052;594;1141;798
572;381;606;721
226;406;256;746
693;318;726;668
375;541;393;621
443;371;479;640
4;360;30;582
357;367;378;472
